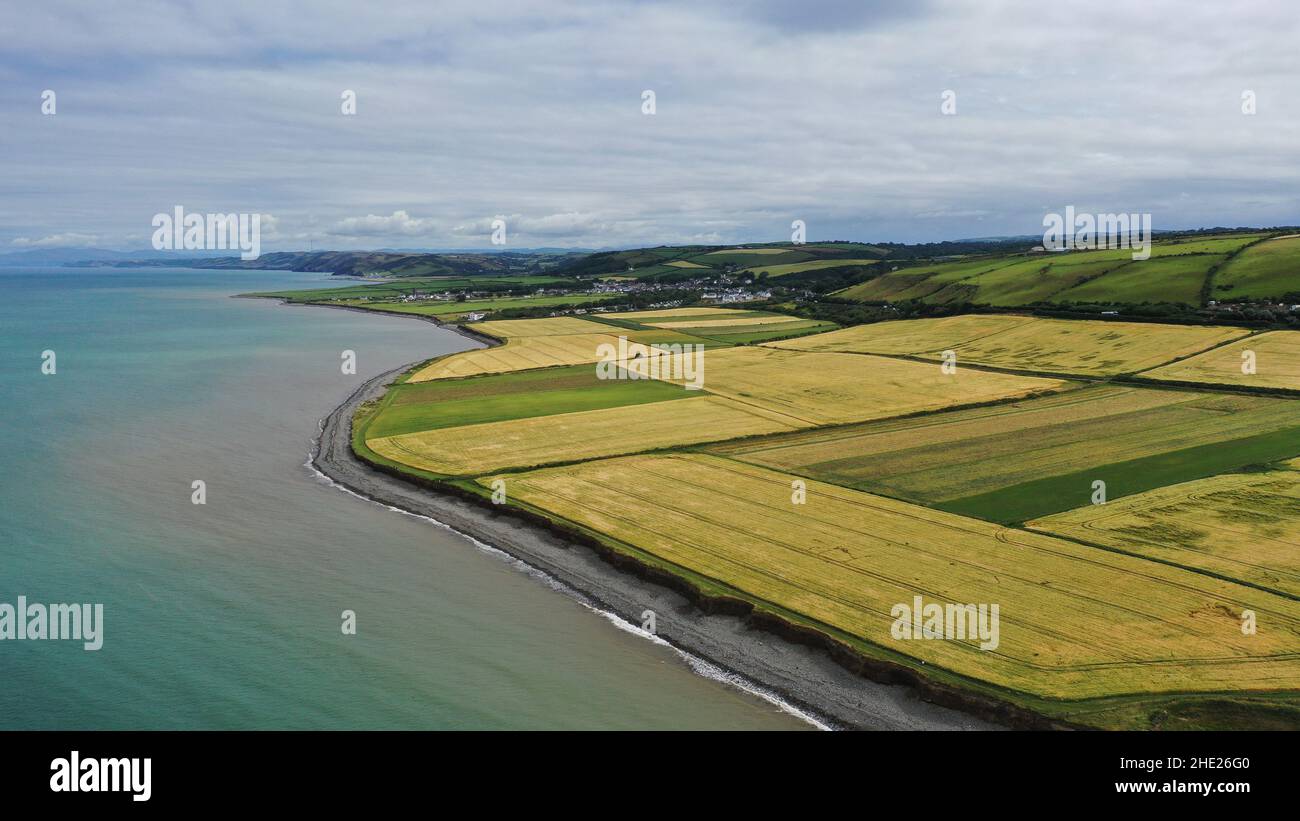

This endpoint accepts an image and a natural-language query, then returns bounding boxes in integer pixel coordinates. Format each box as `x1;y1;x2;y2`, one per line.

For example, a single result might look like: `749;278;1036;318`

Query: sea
0;267;811;729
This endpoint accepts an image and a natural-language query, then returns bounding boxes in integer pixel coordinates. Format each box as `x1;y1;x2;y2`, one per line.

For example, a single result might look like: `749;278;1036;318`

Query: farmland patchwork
354;311;1300;728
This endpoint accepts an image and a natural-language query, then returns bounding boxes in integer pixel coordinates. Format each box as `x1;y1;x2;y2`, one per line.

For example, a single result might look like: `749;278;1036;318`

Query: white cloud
329;210;436;237
2;1;1298;250
11;232;101;248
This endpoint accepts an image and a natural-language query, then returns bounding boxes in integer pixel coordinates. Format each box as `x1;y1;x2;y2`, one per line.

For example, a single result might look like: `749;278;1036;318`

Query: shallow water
0;267;808;729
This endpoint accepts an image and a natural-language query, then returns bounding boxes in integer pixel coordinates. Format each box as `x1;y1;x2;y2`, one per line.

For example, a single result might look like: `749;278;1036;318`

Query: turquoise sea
0;267;807;729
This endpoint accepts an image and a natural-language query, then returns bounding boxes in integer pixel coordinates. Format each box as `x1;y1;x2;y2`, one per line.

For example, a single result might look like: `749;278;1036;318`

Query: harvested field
628;345;1065;426
1142;331;1300;391
366;396;801;475
770;315;1248;376
1029;469;1300;597
408;333;623;381
494;454;1300;699
469;316;617;337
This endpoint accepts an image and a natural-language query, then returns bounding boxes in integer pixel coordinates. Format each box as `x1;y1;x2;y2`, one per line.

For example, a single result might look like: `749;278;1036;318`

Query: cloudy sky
3;0;1299;251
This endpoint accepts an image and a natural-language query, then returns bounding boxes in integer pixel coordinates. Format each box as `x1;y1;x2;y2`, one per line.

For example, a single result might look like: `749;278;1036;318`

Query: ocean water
0;267;808;730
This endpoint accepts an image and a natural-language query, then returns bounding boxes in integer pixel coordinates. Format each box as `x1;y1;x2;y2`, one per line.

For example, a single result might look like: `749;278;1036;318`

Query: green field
944;257;1124;305
364;364;694;438
838;256;1013;301
941;425;1300;523
843;254;1226;306
835;233;1275;306
709;384;1300;522
1055;254;1220;304
1213;235;1300;299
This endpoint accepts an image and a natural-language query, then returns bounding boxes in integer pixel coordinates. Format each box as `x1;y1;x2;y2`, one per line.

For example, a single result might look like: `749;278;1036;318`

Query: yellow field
1029;470;1300;597
469;316;616;337
367;396;801;474
1141;330;1300;391
709;385;1300;503
769;315;1249;375
494;454;1300;699
646;315;802;329
409;333;621;381
770;314;1031;355
628;345;1065;426
607;307;738;320
664;260;709;268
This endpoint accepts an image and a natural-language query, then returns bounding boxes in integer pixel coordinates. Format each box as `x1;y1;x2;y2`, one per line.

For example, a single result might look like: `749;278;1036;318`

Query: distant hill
76;250;584;278
836;231;1300;310
555;241;890;283
0;247;232;266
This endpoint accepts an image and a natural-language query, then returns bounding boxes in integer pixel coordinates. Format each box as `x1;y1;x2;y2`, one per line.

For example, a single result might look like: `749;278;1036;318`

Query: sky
2;0;1299;252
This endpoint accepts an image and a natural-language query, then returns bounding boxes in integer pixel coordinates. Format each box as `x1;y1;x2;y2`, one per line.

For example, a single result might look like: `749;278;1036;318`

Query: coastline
298;300;1003;730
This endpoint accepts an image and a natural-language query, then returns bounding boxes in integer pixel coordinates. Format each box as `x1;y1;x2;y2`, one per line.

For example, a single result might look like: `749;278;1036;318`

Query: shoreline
296;299;1003;730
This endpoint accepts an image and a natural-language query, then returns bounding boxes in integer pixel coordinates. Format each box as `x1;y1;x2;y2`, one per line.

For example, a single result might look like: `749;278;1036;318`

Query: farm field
1028;469;1300;597
837;257;1014;302
409;332;623;381
1141;330;1300;391
701;247;792;255
469;316;617;337
567;240;886;280
604;307;744;321
694;249;813;267
769;315;1248;375
1055;254;1219;305
490;454;1300;700
1212;235;1300;300
645;315;804;329
746;258;879;277
627;345;1065;426
598;307;837;344
770;313;1029;355
364;364;693;438
691;320;839;345
709;384;1300;522
406;316;715;382
945;257;1130;306
366;396;801;475
834;234;1268;306
350;296;1300;728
